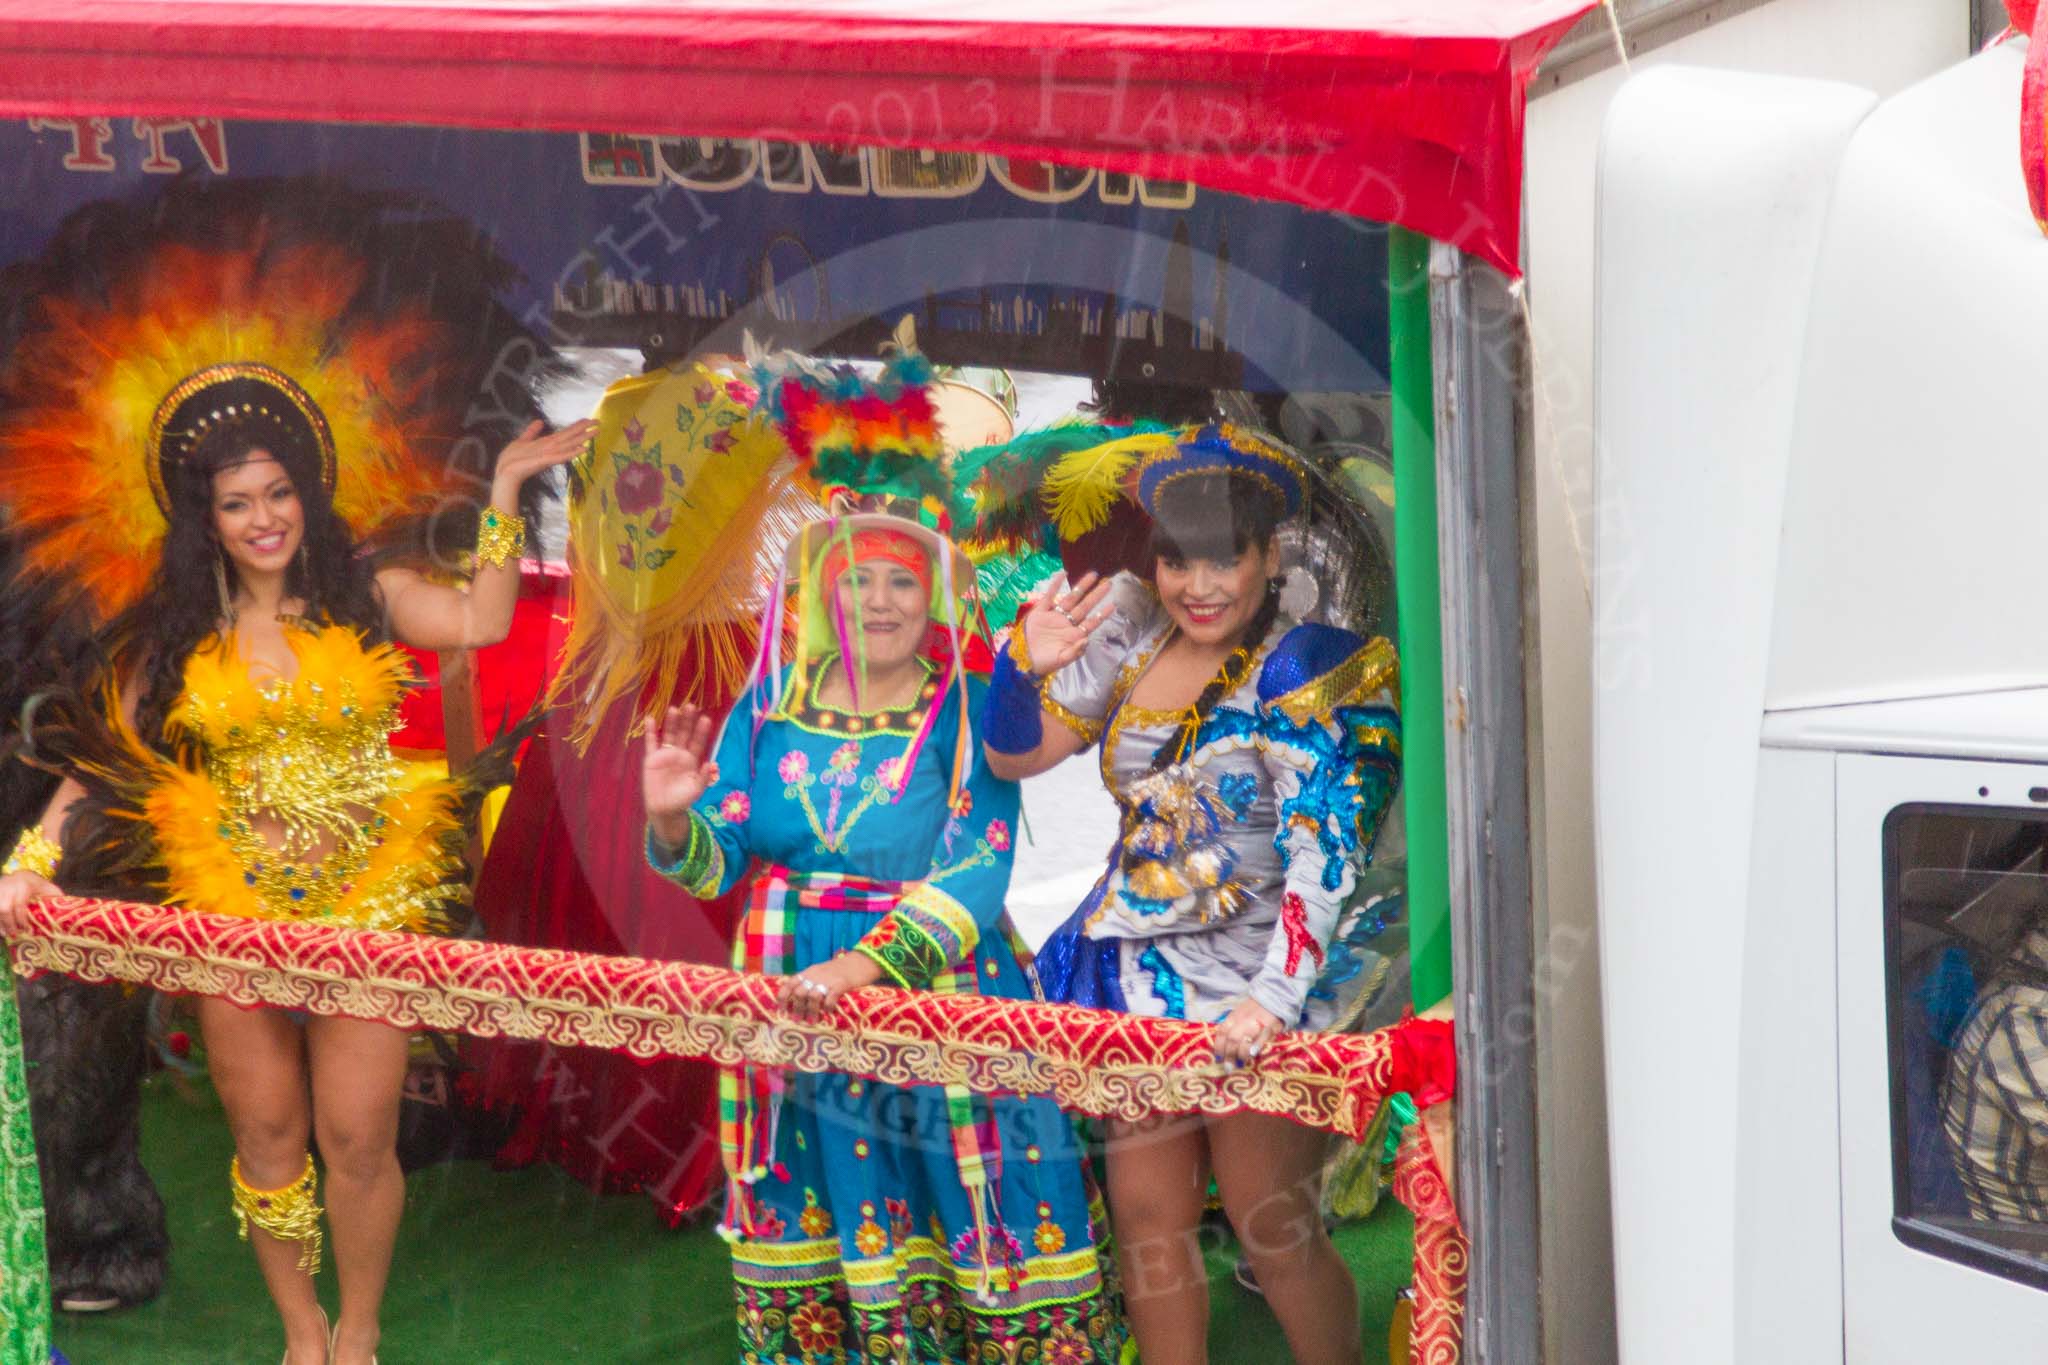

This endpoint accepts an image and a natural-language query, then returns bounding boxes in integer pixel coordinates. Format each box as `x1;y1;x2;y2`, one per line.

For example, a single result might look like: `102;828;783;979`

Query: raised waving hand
1016;571;1117;677
643;704;719;845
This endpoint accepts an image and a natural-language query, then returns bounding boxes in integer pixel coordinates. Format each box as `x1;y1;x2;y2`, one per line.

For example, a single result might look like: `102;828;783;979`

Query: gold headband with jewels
146;362;338;513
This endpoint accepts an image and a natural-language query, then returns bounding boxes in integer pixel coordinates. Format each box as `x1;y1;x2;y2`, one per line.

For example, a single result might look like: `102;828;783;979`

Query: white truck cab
1595;39;2048;1364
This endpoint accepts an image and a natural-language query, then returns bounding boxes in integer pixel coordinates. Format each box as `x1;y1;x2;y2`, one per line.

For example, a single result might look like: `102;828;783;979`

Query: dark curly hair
115;384;383;751
1084;377;1222;428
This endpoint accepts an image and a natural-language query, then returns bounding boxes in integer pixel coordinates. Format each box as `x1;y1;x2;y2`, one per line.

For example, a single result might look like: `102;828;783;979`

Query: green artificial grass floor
54;1075;1413;1363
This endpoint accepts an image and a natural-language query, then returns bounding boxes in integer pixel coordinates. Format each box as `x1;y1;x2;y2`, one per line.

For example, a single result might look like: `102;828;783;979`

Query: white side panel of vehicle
1593;66;1874;1365
1525;13;1963;1360
1735;747;1843;1363
1836;755;2048;1361
1763;688;2048;763
1767;42;2048;709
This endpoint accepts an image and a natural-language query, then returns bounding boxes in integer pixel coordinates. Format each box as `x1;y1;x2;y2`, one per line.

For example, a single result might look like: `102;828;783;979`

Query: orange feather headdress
0;177;559;630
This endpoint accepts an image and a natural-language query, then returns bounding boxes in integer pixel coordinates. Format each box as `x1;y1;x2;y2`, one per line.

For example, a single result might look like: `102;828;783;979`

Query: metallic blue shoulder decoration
1253;626;1402;892
1257;622;1369;703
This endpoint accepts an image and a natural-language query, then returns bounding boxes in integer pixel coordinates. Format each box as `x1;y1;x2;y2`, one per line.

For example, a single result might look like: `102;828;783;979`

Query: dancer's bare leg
1210;1111;1361;1365
196;998;326;1365
1106;1112;1214;1363
307;1016;410;1365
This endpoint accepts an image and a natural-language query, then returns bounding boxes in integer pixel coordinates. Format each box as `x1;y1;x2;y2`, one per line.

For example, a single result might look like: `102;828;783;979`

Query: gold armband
475;506;527;568
3;827;60;880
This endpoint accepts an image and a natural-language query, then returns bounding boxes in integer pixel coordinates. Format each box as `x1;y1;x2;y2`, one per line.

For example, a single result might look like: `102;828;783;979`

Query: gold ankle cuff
231;1153;324;1275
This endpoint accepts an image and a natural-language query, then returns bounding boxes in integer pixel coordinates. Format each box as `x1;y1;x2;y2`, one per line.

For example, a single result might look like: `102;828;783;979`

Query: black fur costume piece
1;524;167;1310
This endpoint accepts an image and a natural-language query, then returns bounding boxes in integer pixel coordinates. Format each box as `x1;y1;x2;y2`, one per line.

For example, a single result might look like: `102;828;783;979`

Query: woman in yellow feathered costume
0;181;593;1365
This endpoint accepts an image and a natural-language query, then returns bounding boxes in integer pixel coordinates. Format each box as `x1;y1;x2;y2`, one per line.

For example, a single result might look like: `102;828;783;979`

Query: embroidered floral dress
650;659;1123;1365
1034;579;1404;1031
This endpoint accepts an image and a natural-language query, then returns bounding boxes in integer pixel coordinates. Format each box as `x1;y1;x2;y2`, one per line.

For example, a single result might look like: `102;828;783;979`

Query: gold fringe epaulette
1267;637;1399;729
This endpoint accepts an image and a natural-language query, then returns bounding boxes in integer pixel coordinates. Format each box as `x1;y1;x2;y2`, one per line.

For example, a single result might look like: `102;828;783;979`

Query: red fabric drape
1394;1116;1467;1364
2024;2;2048;233
0;1;1593;276
392;560;567;753
462;653;746;1224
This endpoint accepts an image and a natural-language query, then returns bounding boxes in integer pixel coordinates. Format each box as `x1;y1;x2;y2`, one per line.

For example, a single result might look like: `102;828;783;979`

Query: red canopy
0;0;1590;275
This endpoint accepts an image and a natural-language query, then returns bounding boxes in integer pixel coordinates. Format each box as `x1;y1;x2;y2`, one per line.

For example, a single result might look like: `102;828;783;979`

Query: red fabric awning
0;0;1591;275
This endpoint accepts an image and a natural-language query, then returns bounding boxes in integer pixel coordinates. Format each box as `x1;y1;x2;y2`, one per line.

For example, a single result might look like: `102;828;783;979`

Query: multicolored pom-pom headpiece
747;318;950;517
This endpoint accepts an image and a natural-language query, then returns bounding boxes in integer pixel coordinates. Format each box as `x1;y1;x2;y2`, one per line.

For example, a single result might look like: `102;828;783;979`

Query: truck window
1886;804;2048;1288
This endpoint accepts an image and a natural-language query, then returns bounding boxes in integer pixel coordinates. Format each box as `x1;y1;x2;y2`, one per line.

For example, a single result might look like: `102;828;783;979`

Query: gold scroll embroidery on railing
6;898;1424;1140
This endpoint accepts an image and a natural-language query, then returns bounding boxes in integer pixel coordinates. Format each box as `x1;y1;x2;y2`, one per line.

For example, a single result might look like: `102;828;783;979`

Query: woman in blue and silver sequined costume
982;425;1400;1364
1027;582;1400;1033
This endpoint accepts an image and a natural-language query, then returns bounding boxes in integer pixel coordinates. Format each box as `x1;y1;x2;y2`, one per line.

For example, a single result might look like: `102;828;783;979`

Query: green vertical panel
0;945;52;1365
1390;227;1452;1010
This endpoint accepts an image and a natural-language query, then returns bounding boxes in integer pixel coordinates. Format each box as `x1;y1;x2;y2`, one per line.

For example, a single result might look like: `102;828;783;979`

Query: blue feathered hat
1133;422;1305;521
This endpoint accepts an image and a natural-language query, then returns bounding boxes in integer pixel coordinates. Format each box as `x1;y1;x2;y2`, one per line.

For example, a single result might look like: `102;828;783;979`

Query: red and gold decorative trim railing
3;896;1465;1362
1394;1121;1468;1365
8;897;1450;1139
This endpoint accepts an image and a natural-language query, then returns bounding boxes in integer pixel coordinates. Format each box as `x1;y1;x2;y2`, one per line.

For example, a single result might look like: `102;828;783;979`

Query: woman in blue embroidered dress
982;424;1400;1365
641;512;1123;1365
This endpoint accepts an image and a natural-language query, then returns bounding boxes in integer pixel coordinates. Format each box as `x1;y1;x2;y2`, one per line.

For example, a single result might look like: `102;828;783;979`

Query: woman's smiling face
1153;538;1280;647
835;559;929;672
211;450;304;584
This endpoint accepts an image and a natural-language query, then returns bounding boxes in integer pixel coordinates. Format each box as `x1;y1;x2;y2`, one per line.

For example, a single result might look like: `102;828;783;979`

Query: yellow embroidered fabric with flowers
550;362;808;751
141;623;463;932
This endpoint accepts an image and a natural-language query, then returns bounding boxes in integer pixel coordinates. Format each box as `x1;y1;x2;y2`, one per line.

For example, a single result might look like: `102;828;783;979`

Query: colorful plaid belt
722;867;897;1211
718;865;1001;1282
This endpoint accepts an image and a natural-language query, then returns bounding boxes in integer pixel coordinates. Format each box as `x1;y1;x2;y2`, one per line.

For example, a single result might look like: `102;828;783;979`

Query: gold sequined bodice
164;623;416;916
172;623;410;850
